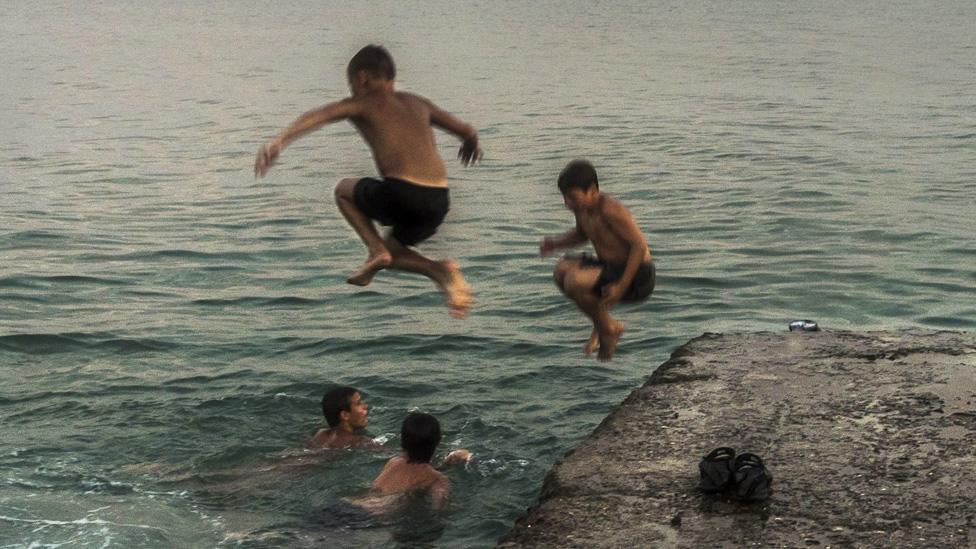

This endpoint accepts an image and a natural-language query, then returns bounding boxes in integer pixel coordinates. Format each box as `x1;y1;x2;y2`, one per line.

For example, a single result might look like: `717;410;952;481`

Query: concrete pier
498;330;976;548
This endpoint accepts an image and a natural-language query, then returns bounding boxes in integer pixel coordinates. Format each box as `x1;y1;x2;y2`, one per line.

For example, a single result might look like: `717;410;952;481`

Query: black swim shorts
313;500;374;529
353;177;449;246
576;253;655;302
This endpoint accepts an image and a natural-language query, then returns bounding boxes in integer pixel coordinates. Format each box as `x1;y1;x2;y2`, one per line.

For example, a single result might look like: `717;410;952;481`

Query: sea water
2;1;974;547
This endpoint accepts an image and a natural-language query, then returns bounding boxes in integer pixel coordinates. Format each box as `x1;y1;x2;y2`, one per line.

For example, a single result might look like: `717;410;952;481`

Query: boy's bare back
371;455;450;508
348;90;472;187
372;455;447;492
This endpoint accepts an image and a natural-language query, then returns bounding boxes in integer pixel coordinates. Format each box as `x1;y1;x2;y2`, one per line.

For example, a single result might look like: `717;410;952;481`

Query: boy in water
540;160;655;360
366;412;470;510
254;45;481;317
310;386;379;449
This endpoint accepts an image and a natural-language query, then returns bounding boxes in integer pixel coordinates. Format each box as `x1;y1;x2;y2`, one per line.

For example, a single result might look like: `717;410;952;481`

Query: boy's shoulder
393;90;442;109
309;427;332;447
420;465;448;490
427;464;447;478
597;193;630;216
309;428;376;449
390;89;428;100
596;193;643;231
356;89;429;113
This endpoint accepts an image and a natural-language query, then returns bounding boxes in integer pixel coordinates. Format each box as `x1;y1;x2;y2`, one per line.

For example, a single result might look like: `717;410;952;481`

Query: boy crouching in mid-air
540;160;655;361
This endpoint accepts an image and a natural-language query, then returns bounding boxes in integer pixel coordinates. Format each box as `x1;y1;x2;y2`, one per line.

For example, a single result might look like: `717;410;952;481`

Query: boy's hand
539;237;556;258
458;136;482;166
444;449;472;466
600;283;624;307
254;140;282;178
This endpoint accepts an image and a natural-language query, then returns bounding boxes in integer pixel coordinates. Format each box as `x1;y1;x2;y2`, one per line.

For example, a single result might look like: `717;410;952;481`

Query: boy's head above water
558;159;600;211
401;412;442;464
347;45;396;95
322;386;369;429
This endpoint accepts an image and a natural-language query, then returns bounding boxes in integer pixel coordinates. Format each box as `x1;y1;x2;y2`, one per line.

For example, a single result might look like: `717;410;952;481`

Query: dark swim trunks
353;177;449;246
314;501;374;529
576;253;655;302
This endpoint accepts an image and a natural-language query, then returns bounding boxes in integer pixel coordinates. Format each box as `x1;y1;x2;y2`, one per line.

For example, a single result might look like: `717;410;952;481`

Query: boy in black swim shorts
255;45;481;317
540;160;655;360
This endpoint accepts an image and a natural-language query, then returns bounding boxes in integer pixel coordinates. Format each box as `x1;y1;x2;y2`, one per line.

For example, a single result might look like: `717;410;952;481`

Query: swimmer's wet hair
401;412;441;464
322;386;358;428
558;159;599;194
347;45;396;81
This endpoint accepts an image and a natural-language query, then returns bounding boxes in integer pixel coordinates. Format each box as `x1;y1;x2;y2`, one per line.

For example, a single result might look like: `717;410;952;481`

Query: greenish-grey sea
2;1;974;547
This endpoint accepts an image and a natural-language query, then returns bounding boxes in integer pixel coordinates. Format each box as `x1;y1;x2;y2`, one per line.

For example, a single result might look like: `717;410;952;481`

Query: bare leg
577;294;623;361
584;328;600;356
596;317;625;361
384;236;471;318
334;178;391;285
557;257;624;360
584;319;626;357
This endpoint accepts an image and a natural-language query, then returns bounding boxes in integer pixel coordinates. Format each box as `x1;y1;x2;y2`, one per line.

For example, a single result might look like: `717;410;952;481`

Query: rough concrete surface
498;330;976;548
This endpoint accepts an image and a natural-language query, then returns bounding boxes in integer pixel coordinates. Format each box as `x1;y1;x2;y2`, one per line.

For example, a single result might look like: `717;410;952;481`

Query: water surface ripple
2;1;974;547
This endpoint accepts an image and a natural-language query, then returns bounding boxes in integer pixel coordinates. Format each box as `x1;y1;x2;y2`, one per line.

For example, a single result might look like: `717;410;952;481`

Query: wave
70;249;260;263
161;369;259;386
191;296;325;307
0;231;72;252
0;332;176;355
0;274;130;288
918;315;976;329
273;333;557;359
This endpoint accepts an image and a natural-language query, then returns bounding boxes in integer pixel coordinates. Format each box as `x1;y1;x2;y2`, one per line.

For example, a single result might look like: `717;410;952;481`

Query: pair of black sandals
698;447;772;502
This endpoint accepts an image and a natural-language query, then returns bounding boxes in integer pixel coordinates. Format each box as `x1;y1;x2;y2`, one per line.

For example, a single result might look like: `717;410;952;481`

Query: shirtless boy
540;160;655;361
310;386;379;449
366;412;470;511
254;45;481;317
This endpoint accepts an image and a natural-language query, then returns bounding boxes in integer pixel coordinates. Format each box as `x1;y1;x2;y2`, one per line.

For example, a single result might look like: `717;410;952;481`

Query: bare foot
597;321;625;361
346;251;392;286
440;261;471;318
583;328;600;356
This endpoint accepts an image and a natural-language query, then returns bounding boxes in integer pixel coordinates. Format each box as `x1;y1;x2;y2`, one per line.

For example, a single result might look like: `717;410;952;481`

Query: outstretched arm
425;99;482;166
254;98;361;177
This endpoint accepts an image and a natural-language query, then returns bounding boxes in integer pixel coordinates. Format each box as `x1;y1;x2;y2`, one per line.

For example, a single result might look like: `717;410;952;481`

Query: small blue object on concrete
789;320;819;332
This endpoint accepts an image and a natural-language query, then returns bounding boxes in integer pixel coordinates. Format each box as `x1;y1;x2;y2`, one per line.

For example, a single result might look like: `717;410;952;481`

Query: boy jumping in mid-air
540;160;655;361
255;45;481;317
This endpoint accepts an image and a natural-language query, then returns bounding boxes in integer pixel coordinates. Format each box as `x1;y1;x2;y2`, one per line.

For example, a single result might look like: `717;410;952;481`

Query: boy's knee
553;270;564;292
334;178;358;200
552;262;569;291
562;269;597;301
